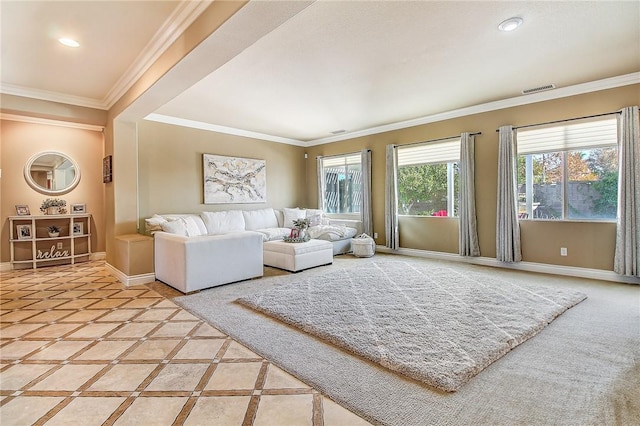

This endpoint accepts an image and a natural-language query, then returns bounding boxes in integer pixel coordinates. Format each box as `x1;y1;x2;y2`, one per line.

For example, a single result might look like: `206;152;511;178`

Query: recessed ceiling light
58;38;80;48
498;17;523;32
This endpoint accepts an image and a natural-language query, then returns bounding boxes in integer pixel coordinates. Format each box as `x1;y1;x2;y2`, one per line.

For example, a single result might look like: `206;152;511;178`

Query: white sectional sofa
147;207;360;293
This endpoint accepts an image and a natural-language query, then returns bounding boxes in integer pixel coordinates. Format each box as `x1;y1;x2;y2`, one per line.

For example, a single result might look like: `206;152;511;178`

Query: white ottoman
263;239;333;272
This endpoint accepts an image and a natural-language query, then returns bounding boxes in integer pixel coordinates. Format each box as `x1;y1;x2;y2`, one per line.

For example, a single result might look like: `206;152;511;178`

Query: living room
1;1;639;425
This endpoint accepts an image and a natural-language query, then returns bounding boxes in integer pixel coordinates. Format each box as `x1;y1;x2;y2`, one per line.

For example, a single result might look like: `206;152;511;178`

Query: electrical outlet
560;247;567;256
373;232;378;239
57;242;63;250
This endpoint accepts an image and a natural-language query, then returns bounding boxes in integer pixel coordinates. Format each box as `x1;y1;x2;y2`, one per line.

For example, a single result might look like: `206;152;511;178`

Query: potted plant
40;198;67;215
47;225;61;238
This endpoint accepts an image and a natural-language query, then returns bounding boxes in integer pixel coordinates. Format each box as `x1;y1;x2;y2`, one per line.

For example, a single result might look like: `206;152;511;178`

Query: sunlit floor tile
87;363;157;392
205;362;262;390
253;394;314;426
173;338;225;360
30;364;104;391
45;396;127;426
145;363;209;391
124;339;180;360
223;341;261;359
151;321;199;338
0;364;54;390
114;396;188;425
184;396;251;426
264;365;311;389
1;340;50;359
0;396;65;426
74;340;135;361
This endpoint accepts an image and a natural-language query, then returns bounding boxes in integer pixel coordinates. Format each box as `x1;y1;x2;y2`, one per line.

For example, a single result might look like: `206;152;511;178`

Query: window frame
318;153;362;216
396;137;461;218
516;117;618;222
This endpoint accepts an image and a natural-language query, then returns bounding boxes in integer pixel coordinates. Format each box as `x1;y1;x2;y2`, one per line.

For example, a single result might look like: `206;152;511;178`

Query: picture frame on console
73;222;84;236
71;203;86;214
17;224;32;240
15;205;30;216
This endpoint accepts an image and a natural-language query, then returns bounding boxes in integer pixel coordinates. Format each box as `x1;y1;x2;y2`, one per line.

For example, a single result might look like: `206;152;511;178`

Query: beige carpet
237;260;586;392
175;254;640;425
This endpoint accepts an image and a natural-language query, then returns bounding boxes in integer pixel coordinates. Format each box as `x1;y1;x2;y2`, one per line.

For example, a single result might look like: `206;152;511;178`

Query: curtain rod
495;111;621;132
316;149;370;160
394;132;482;148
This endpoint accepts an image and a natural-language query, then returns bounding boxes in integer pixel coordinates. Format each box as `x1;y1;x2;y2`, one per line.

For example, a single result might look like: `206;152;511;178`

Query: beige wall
1;119;106;262
137;120;306;229
306;84;640;271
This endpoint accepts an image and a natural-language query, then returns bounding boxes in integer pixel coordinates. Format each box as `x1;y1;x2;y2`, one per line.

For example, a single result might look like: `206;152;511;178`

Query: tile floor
0;261;371;425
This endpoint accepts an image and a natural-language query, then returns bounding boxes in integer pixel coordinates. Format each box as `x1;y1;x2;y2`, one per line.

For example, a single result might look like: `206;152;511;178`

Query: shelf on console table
9;214;92;269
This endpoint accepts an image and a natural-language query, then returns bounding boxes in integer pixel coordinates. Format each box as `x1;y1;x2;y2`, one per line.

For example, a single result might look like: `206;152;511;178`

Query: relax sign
36;245;69;260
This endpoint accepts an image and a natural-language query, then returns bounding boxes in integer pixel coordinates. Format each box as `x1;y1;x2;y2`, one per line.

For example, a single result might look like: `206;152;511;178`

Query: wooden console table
9;214;92;269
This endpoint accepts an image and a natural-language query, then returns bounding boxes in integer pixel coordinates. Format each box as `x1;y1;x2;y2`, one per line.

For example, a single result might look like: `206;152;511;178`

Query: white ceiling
2;1;639;144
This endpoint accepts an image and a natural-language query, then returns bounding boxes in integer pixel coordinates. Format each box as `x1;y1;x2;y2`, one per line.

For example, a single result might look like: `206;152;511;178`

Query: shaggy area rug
237;260;587;392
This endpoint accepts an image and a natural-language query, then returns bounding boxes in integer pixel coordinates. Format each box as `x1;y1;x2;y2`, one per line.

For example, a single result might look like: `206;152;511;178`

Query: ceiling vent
522;84;556;95
331;129;346;135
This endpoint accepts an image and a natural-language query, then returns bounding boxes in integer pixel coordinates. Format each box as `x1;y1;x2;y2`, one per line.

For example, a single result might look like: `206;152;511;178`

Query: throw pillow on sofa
283;208;306;229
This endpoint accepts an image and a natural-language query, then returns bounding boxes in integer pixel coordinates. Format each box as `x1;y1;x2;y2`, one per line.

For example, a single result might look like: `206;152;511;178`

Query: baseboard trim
375;246;640;285
105;263;156;287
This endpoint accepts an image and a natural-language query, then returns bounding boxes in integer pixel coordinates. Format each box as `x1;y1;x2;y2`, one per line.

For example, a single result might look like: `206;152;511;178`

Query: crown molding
305;72;640;146
145;113;306;146
0;113;104;132
0;83;106;110
0;1;211;111
103;1;212;109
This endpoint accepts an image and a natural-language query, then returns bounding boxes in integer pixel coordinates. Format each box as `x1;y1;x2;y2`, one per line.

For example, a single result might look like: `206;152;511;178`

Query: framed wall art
103;155;112;183
203;154;266;204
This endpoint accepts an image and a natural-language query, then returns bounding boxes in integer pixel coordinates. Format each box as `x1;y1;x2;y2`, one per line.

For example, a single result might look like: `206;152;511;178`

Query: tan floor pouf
263;239;333;272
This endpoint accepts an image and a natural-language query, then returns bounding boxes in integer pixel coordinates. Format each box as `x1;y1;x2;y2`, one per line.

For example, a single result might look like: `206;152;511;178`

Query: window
516;117;618;220
320;154;362;214
396;138;460;216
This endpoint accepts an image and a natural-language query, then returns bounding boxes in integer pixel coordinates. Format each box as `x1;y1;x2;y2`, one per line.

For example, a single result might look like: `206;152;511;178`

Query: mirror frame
23;151;81;195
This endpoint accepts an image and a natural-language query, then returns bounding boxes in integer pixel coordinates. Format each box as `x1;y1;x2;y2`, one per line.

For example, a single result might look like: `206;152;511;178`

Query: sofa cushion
283;208;306;228
255;227;292;241
201;210;246;235
161;220;187;236
243;208;278;230
308;224;358;241
145;214;168;235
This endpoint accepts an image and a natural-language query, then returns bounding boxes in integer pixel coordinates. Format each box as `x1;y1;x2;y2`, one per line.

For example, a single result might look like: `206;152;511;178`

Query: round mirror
24;151;81;195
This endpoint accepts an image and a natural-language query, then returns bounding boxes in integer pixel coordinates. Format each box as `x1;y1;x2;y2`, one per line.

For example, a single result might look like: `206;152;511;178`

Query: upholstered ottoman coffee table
263;239;333;272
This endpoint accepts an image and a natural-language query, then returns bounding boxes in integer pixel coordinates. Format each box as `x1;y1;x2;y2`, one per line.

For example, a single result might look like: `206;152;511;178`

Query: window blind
397;138;460;166
322;154;361;167
517;117;617;155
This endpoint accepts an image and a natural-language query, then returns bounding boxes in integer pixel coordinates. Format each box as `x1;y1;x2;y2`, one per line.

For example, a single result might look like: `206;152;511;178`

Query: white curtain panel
385;144;399;250
459;133;481;257
496;126;522;262
316;156;324;211
614;106;640;276
361;149;373;236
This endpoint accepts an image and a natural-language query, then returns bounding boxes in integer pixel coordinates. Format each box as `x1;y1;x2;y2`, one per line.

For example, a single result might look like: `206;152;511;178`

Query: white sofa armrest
154;231;263;293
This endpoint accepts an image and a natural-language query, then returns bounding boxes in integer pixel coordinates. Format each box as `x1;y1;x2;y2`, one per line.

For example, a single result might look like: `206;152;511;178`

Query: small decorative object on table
47;225;61;238
40;198;67;215
73;222;84;236
283;218;311;243
17;224;32;240
71;203;86;214
15;205;30;216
